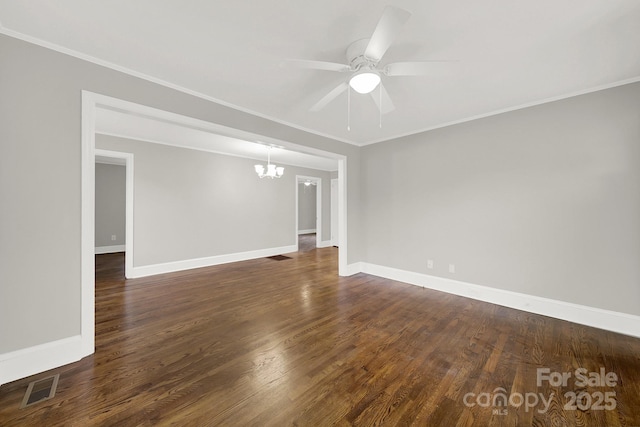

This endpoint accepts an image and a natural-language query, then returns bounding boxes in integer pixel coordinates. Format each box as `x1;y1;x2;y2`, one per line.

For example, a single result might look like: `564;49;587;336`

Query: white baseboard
359;262;640;338
0;335;87;386
316;240;333;248
95;245;125;254
343;262;364;277
131;244;298;278
297;229;317;235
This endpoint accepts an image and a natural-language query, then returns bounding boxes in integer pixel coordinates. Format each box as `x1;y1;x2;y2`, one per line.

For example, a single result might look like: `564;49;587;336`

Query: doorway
95;149;134;279
296;175;322;251
81;91;349;359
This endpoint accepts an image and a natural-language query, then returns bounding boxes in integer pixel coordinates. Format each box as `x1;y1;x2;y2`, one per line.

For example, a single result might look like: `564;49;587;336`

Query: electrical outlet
449;264;455;273
111;235;116;241
427;259;434;269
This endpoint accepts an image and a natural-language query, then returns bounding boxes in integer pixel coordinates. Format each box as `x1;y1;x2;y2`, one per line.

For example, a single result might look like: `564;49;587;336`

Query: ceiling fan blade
384;61;457;76
364;6;412;63
370;83;395;114
310;82;349;112
286;59;351;72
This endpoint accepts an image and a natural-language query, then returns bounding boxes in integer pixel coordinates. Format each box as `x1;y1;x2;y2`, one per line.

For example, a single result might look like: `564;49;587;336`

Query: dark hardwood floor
1;235;640;426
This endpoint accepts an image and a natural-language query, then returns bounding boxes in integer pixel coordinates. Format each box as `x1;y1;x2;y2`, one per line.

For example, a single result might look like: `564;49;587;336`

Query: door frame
81;90;349;355
95;149;134;279
331;178;339;247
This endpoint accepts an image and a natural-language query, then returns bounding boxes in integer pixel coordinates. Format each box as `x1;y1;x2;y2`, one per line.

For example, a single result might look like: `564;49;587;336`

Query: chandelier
254;147;284;179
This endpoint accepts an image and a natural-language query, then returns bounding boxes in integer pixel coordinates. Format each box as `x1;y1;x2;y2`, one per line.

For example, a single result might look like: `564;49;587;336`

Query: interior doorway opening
95;149;134;279
296;175;322;251
82;91;349;360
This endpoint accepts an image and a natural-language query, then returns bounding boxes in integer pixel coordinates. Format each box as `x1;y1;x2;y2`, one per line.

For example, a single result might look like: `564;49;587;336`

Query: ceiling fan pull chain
347;85;351;131
379;84;383;128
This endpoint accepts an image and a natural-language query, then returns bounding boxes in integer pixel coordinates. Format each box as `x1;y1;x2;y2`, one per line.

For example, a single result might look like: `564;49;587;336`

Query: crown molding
0;26;359;147
3;26;638;149
361;76;640;146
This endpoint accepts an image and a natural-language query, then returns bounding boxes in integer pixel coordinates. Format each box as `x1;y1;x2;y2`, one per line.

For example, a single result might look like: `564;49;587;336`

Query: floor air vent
266;255;292;261
20;374;59;408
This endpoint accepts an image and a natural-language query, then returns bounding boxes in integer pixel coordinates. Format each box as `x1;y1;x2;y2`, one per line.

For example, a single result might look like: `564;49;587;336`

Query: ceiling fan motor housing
347;38;377;71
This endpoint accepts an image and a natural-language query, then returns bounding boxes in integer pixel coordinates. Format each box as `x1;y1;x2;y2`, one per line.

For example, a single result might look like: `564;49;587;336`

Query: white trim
359;262;640;338
97;130;338;172
0;27;358;146
360;76;640;146
297;229;317;235
344;262;363;277
81;91;349;380
0;335;83;386
3;28;638;148
130;245;298;278
95;155;125;166
337;161;348;276
80;92;96;357
82;92;348;266
95;245;125;254
317;240;333;248
315;179;322;248
88;92;347;164
330;178;339;247
95;149;134;279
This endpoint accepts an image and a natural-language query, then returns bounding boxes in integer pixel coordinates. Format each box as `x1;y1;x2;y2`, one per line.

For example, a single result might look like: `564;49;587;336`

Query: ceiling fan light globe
349;72;381;94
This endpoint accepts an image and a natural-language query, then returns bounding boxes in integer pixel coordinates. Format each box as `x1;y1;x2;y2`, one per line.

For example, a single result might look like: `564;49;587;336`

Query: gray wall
0;33;360;355
361;82;640;316
95;163;126;248
298;183;317;232
96;135;332;266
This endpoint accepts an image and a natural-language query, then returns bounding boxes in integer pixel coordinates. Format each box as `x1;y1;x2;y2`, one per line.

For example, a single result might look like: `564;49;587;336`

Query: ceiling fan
288;5;446;115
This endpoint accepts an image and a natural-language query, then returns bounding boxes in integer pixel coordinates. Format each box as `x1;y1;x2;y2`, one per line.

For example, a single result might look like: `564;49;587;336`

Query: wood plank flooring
1;234;640;426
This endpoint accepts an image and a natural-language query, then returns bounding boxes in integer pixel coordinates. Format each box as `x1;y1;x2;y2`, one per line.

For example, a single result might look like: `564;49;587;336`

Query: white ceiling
1;0;639;146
